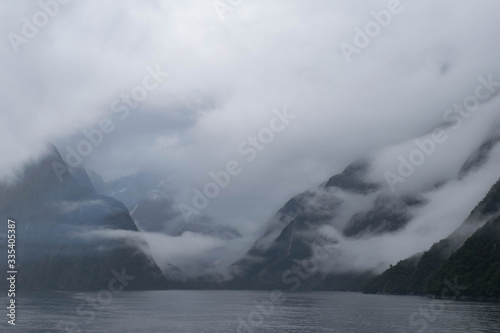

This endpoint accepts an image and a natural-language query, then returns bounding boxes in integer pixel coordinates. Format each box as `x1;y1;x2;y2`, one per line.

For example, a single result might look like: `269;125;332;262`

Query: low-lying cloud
2;0;500;276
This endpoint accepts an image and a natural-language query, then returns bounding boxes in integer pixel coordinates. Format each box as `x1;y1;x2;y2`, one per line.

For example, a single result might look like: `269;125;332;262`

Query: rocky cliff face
0;145;167;291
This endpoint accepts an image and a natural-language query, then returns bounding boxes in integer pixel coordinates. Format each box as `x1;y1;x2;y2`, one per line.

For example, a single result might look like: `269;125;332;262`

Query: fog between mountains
2;0;500;275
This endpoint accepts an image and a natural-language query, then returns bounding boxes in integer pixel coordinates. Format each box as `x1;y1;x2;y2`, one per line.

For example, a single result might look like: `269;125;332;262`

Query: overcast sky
2;0;500;272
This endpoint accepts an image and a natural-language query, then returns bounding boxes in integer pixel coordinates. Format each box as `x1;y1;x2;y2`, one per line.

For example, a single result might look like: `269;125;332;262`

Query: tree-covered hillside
363;178;500;299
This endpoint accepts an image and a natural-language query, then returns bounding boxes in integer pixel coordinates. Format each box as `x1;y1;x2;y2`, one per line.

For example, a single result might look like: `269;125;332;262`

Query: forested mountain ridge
363;178;500;299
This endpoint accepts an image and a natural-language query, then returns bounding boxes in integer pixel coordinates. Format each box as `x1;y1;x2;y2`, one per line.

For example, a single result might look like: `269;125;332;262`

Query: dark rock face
325;160;379;193
343;194;425;238
0;145;167;291
459;135;500;178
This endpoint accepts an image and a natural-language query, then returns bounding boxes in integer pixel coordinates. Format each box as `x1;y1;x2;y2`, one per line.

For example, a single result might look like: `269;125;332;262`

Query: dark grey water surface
2;290;500;332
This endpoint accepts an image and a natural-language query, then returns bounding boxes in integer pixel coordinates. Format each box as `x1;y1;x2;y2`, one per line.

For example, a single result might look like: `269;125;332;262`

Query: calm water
2;290;500;332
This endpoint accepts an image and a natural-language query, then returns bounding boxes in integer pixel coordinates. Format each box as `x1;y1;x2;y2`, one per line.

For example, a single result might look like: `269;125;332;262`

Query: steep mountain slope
363;177;500;295
228;130;500;290
228;159;416;290
0;145;167;291
426;215;500;300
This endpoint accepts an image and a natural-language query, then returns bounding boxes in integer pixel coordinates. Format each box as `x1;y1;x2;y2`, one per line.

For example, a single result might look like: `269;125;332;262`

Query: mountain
362;177;500;297
426;215;500;300
227;130;500;291
90;171;161;210
91;171;241;240
459;133;500;178
130;188;241;240
227;159;410;291
0;145;167;291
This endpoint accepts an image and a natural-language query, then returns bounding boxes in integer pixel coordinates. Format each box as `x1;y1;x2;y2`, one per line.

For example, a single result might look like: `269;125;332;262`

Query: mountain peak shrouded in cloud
363;176;500;297
2;0;500;236
0;146;167;291
325;159;379;193
224;121;500;289
4;1;500;331
2;0;500;291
